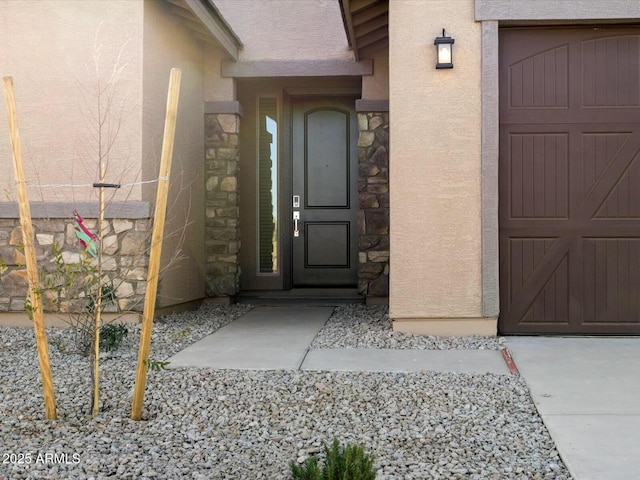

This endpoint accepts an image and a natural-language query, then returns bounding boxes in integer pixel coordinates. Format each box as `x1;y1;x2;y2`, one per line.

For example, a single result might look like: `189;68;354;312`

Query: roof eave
339;0;360;61
184;0;243;60
339;0;388;61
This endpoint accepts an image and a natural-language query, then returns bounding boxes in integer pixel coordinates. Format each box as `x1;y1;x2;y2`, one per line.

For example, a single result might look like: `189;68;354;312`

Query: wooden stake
131;68;181;420
91;166;107;417
3;76;57;420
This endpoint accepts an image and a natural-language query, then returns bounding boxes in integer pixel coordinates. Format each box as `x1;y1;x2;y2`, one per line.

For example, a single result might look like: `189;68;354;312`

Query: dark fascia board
221;59;373;78
339;0;359;60
184;0;243;60
0;201;151;219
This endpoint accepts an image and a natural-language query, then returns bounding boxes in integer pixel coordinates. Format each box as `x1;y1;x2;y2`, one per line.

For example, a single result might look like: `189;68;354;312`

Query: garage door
499;27;640;334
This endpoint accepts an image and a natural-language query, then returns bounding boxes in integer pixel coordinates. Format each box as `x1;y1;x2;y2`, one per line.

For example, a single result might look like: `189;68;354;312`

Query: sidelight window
257;96;279;274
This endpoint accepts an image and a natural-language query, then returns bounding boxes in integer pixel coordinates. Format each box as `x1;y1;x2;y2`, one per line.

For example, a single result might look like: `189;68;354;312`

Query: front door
291;96;359;287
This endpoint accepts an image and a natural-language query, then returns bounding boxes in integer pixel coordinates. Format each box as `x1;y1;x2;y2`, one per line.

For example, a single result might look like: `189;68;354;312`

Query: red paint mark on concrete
501;347;520;376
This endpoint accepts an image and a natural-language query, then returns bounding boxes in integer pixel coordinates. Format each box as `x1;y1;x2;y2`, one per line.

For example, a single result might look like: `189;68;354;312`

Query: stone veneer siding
0;210;150;313
357;105;390;297
204;103;242;297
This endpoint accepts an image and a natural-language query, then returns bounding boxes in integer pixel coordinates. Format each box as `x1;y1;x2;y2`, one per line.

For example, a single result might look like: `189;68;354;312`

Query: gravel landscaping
312;305;503;351
0;304;570;479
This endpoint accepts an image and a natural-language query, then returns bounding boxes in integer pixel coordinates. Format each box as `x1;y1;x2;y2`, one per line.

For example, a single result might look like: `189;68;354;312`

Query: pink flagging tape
500;347;520;376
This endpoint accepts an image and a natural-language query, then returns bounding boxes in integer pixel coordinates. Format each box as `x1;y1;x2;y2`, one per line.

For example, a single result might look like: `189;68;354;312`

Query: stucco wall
389;0;486;330
204;44;235;102
214;0;352;61
362;47;389;100
142;0;206;307
0;0;144;203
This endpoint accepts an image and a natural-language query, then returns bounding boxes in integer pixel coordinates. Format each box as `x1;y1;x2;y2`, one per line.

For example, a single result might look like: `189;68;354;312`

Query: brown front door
499;27;640;334
291;96;359;287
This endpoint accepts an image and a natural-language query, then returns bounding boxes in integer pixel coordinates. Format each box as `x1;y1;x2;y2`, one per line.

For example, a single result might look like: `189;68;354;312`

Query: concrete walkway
506;337;640;480
302;348;509;374
167;306;332;370
167;306;510;375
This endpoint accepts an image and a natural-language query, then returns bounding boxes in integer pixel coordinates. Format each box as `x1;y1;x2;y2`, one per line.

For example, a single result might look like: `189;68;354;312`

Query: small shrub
143;359;170;371
88;284;117;314
100;323;128;352
291;456;322;480
37;243;120;354
173;327;192;339
290;438;376;480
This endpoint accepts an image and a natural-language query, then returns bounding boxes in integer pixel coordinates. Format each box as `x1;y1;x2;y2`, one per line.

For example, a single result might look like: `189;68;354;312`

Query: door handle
293;211;300;237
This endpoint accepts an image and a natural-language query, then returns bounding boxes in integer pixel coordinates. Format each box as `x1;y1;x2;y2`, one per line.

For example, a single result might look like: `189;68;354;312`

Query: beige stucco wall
142;0;206;307
0;0;144;203
362;47;389;100
214;0;352;61
204;44;235;102
389;0;490;333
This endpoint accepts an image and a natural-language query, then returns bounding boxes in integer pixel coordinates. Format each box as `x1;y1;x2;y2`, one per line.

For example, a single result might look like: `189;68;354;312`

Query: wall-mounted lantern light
434;29;454;69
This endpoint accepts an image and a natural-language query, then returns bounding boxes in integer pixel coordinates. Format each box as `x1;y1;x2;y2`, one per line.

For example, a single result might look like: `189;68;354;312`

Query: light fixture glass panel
438;43;452;65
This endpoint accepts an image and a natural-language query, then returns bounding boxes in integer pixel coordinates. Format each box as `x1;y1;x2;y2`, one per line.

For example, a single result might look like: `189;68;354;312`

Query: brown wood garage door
499;27;640;334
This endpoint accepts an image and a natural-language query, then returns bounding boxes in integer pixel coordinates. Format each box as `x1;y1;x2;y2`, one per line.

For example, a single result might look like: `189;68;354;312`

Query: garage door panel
582;132;630;197
582;35;640;107
500;26;640;334
508;133;569;219
521;254;569;325
595;150;640;218
508;237;558;301
581;133;640;220
583;238;640;324
501;130;569;219
508;44;569;109
502;234;571;318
